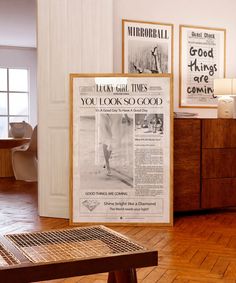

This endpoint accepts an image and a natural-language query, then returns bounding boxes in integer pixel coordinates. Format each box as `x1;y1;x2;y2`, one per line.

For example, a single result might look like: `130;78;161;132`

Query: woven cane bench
0;225;158;283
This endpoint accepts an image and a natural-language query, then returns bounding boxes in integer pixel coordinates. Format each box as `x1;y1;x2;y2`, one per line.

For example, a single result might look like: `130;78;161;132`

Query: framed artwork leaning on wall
69;73;173;226
179;25;226;108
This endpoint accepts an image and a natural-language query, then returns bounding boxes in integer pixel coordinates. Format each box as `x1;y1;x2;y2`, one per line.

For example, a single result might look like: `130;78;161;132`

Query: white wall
0;0;36;47
113;0;236;118
0;46;37;127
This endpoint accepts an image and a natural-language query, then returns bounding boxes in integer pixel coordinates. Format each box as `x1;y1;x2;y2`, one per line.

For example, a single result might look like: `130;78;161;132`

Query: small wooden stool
0;225;158;283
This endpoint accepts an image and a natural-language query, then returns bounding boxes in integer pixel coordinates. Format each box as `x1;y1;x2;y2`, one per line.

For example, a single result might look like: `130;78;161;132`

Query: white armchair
11;125;38;181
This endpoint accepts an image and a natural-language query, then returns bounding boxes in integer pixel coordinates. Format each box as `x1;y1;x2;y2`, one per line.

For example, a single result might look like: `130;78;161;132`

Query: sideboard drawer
202;119;236;148
202;148;236;178
174;119;201;211
202;178;236;208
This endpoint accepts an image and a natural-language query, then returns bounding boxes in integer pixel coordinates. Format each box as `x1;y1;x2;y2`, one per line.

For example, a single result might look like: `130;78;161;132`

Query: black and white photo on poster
77;113;133;193
123;19;173;74
96;113;133;180
180;25;226;108
135;113;163;135
128;41;168;74
70;74;172;225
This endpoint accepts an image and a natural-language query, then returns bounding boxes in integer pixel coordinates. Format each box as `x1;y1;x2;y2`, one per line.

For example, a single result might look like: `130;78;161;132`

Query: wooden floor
1;179;236;282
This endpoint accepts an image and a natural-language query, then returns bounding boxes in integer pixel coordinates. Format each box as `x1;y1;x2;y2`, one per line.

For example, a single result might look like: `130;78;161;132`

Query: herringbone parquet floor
1;178;236;282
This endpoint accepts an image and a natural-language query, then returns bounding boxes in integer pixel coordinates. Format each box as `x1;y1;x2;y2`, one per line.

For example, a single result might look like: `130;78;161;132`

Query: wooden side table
0;138;29;177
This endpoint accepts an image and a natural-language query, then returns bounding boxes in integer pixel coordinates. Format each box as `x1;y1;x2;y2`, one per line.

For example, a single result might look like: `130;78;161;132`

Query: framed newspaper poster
70;73;173;226
122;19;173;74
179;25;226;108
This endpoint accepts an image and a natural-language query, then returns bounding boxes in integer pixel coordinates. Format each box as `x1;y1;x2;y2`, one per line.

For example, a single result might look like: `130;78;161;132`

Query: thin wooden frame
122;19;173;75
69;73;173;226
179;25;226;108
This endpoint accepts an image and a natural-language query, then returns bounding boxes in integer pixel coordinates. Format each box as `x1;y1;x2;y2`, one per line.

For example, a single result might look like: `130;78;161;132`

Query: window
0;68;29;138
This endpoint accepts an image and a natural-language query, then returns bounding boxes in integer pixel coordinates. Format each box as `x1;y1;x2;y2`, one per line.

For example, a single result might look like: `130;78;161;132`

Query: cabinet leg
108;268;137;283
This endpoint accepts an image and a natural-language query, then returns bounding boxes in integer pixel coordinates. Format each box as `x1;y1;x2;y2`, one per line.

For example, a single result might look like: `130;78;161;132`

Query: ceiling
0;0;36;48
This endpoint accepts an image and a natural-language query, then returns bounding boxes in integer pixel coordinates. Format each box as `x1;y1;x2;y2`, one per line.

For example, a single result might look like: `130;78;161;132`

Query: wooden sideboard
174;118;236;211
0;139;29;177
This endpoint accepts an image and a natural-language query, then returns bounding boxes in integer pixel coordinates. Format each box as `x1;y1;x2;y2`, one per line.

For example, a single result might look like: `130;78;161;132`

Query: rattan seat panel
6;226;146;263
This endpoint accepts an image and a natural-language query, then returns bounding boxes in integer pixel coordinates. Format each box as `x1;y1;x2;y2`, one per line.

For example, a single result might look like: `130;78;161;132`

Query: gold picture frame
122;19;173;75
179;25;226;108
69;73;173;226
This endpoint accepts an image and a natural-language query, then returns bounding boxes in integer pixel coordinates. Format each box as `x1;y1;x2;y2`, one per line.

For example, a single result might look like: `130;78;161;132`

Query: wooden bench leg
108;268;137;283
